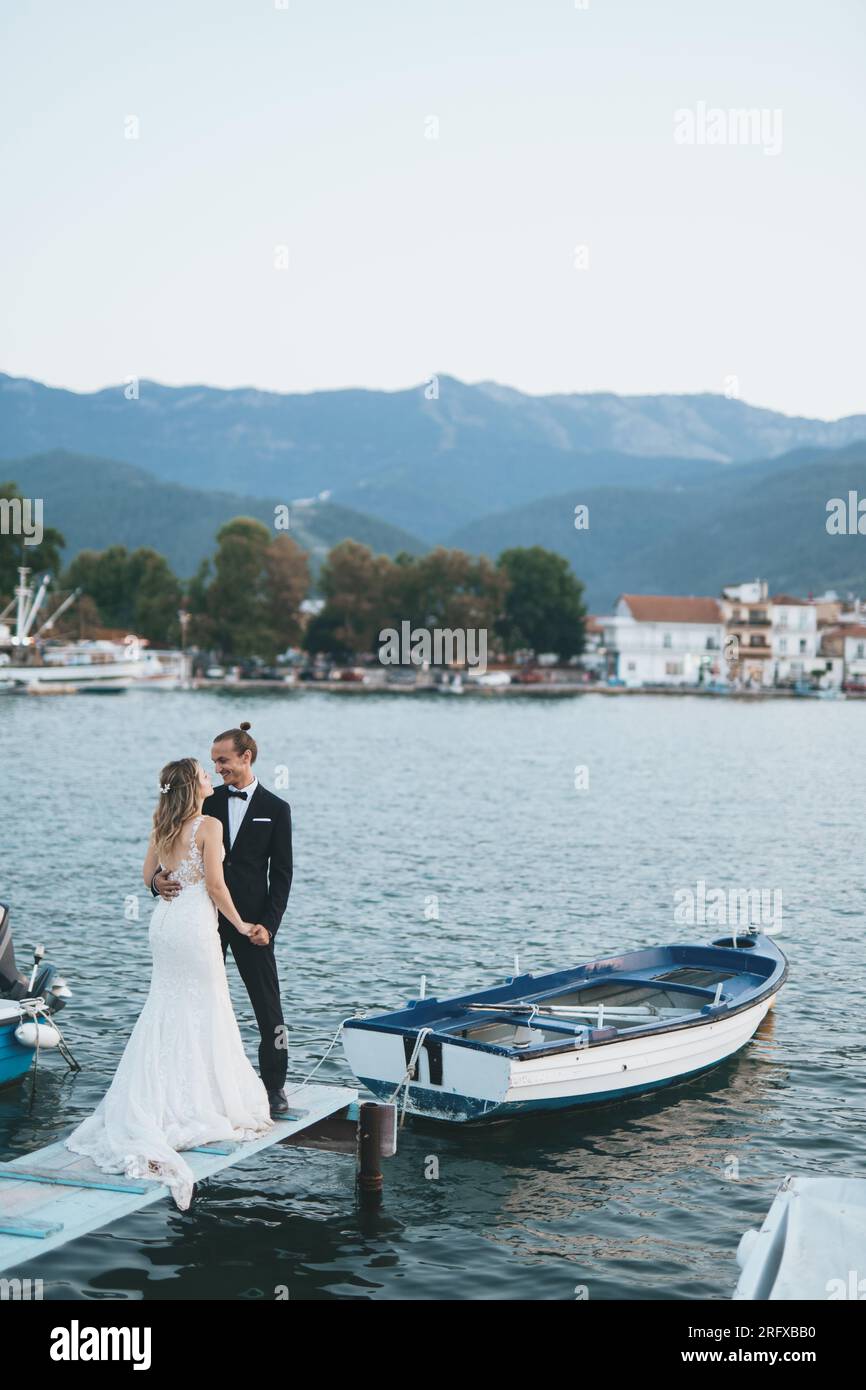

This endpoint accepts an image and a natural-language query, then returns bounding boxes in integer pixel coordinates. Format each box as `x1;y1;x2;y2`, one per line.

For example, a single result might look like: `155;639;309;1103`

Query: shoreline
175;679;864;700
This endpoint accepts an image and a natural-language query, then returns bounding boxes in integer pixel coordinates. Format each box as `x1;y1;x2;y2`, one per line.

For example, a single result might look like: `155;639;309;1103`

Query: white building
819;624;866;689
770;594;821;685
603;595;726;687
578;616;606;678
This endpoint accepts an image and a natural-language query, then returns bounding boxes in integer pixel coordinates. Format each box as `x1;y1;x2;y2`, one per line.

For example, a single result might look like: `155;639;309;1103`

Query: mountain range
3;372;866;539
2;372;865;608
448;442;866;605
0;451;424;579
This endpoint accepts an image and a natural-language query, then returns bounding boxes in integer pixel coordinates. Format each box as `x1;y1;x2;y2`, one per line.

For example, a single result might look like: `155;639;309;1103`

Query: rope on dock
283;1012;368;1100
282;1010;432;1128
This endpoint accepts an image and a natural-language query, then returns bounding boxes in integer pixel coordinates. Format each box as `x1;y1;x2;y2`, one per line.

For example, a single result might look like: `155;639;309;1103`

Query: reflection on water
1;690;862;1299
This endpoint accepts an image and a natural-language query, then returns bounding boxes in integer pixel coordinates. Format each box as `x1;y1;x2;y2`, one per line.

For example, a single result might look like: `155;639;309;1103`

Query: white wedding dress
65;816;273;1210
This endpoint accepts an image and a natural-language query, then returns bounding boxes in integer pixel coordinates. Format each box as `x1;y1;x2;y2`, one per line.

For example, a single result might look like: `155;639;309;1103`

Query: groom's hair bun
214;723;258;763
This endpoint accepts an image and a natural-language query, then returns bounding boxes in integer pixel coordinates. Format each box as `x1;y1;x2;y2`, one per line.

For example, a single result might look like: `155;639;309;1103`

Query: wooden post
356;1101;383;1207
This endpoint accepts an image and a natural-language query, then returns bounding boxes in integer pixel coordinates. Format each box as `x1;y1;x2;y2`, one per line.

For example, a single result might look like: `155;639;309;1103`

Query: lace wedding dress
65;816;273;1210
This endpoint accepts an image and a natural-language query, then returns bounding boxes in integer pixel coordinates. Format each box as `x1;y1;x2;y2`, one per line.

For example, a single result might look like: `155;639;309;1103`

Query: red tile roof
820;625;866;649
771;595;811;605
620;595;722;624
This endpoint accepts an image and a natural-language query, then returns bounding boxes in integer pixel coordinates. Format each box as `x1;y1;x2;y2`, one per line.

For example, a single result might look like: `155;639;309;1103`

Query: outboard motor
0;901;71;1012
0;900;25;999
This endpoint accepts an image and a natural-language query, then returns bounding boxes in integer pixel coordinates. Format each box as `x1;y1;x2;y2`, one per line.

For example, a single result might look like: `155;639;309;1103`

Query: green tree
264;534;311;650
0;481;66;605
205;518;273;658
304;607;352;661
383;547;508;661
63;546;133;626
316;540;395;656
62;545;183;643
185;557;214;649
496;546;586;658
127;549;184;643
203;518;311;659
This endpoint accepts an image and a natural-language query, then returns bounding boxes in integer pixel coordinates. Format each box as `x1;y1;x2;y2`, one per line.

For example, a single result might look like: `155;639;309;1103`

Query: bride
65;757;274;1210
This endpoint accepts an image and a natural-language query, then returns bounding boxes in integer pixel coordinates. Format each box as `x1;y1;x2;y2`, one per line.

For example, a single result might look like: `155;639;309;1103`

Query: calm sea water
1;689;863;1301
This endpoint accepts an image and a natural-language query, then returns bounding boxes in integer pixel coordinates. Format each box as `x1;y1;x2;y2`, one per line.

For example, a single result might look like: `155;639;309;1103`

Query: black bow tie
227;788;249;800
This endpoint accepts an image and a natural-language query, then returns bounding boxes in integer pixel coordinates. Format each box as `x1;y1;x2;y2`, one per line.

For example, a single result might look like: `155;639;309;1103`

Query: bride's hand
236;921;256;937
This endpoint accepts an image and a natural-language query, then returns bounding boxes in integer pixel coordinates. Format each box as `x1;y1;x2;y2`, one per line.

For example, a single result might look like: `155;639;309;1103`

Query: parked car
236;659;285;681
468;671;511;688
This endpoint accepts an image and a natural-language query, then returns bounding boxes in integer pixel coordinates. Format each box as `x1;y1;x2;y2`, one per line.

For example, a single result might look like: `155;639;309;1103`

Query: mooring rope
387;1025;433;1127
277;1011;433;1127
17;997;81;1110
282;1012;368;1099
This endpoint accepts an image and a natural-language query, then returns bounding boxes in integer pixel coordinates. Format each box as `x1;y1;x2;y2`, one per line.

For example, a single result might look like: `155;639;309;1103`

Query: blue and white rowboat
0;901;73;1090
0;1002;41;1088
0;999;69;1089
342;932;787;1122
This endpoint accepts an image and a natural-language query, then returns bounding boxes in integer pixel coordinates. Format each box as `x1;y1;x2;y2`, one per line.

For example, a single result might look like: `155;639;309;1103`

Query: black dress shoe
268;1088;289;1116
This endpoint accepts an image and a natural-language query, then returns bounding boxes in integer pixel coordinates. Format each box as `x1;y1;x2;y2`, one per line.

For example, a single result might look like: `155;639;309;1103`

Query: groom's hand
153;869;181;902
249;924;271;947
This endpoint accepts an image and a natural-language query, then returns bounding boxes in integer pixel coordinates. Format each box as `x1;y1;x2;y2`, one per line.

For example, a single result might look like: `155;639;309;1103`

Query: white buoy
15;1021;61;1050
419;974;426;999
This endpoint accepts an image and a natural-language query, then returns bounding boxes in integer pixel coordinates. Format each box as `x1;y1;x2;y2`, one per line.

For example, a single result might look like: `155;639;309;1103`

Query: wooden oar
464;1002;689;1023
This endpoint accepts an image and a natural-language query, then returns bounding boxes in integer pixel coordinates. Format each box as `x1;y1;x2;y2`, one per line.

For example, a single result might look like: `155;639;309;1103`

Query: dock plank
0;1083;358;1274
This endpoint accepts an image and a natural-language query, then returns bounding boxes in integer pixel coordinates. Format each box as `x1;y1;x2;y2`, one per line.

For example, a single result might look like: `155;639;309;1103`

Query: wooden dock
0;1083;395;1275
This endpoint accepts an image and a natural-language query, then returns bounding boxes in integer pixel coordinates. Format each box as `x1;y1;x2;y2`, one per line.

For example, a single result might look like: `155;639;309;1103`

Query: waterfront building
813;592;845;629
579;616;606;678
770;594;822;686
602;595;725;687
720;581;774;687
819;624;866;690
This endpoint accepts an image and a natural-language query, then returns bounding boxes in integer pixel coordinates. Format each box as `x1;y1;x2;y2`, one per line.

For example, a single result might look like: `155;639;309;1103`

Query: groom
152;723;293;1116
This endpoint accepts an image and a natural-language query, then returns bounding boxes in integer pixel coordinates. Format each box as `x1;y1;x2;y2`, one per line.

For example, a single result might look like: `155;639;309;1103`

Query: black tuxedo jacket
203;782;293;939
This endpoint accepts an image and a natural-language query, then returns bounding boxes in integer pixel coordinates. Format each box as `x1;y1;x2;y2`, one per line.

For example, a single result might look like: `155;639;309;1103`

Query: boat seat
497;1013;588;1038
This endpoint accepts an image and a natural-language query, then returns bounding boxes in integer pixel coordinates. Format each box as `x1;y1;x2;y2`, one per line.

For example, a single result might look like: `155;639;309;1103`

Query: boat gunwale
343;937;788;1061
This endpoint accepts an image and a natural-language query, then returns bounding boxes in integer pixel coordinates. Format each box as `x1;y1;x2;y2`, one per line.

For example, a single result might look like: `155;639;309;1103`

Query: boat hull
343;933;786;1122
734;1174;866;1299
357;1056;731;1121
0;1015;34;1089
0;660;141;690
349;995;774;1121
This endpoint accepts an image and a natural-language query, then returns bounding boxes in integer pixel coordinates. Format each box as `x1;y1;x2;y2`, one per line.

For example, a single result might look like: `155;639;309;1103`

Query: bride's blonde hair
152;757;202;861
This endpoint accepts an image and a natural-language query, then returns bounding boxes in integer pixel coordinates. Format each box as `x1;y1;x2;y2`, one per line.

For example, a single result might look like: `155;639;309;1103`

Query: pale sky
1;0;864;419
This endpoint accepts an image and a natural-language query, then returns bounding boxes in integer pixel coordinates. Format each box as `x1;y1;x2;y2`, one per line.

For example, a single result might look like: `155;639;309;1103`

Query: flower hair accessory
160;781;171;794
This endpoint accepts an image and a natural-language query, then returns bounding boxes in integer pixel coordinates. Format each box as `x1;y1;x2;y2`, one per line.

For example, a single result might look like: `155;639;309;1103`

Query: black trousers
219;926;287;1092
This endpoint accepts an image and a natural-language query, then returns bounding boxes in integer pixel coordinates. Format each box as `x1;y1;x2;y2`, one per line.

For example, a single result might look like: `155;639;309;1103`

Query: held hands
233;923;270;944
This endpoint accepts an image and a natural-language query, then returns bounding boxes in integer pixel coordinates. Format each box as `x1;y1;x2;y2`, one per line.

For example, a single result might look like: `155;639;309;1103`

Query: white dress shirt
227;776;258;848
